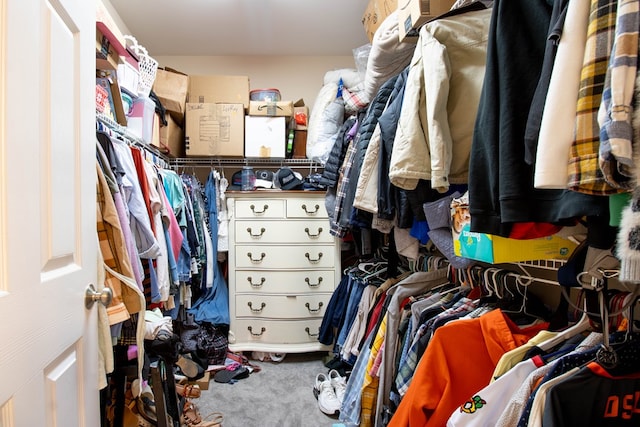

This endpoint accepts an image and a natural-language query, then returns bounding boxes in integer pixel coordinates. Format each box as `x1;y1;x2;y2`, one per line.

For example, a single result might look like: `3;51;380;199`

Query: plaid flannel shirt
597;0;639;190
568;0;619;194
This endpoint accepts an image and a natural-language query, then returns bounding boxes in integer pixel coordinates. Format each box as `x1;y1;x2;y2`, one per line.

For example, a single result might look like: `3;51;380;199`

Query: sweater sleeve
617;190;640;283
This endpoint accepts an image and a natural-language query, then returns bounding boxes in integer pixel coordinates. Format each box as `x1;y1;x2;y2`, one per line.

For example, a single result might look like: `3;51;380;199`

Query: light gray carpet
193;351;342;427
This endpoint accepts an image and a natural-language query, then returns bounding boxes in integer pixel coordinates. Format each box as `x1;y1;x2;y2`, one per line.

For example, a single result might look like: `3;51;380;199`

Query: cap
254;169;274;189
273;167;304;190
231;170;243;186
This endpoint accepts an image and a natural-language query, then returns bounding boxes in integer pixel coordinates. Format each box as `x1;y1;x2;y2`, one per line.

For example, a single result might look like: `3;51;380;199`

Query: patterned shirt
597;0;639;190
567;0;619;194
330;139;357;237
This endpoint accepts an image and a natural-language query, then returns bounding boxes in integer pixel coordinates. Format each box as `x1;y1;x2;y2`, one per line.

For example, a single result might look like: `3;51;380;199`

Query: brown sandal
176;383;201;398
195;412;223;426
182;399;202;425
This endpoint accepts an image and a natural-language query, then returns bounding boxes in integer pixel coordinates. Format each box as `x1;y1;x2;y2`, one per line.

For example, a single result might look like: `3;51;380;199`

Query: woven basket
123;35;158;98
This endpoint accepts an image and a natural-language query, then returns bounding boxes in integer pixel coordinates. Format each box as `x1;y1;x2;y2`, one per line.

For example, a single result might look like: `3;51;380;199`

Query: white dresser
226;190;341;353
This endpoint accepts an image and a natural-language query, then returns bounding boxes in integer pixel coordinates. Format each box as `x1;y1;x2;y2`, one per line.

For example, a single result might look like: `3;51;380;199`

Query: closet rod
97;112;170;168
168;157;323;170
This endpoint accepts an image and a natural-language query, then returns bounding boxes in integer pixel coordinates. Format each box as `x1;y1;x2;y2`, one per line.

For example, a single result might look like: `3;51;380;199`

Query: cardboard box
293;130;307;159
397;0;456;42
188;75;250;109
248;100;294;117
362;0;398;43
187;371;210;391
244;116;286;158
96;27;121;71
96;76;127;126
151;113;161;149
153;113;185;158
453;224;577;264
153;68;190;125
96;1;128;59
185;103;244;157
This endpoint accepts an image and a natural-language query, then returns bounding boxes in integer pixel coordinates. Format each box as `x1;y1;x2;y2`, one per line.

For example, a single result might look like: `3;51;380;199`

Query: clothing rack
96;111;170;169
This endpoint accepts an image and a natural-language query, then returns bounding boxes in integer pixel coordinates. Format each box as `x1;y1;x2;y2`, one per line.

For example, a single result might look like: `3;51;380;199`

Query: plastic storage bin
249;88;281;102
127;95;155;143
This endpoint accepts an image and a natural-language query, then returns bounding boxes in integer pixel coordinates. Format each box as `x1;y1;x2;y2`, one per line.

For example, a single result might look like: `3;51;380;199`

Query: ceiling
108;0;372;57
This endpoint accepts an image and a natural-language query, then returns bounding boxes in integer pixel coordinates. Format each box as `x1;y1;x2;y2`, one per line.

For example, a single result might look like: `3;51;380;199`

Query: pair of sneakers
313;369;347;415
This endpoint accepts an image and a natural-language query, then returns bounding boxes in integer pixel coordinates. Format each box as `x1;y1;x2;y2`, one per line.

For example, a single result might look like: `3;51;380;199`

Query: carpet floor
190;351;343;427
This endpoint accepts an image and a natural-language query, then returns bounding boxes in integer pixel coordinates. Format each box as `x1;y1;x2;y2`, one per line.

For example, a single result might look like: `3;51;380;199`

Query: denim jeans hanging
188;172;230;326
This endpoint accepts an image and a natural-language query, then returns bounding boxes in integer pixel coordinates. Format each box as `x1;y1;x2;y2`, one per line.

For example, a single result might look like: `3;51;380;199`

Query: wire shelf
168;157;324;170
518;259;567;271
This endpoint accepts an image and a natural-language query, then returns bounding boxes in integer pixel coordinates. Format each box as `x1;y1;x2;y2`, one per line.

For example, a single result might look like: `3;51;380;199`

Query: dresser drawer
235;270;336;294
234;219;333;244
230;318;324;345
234;199;285;218
235;294;330;319
235;245;336;269
286;198;328;219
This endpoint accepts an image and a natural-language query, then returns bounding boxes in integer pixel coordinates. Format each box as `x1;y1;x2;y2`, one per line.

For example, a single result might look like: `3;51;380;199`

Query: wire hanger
537;297;592;352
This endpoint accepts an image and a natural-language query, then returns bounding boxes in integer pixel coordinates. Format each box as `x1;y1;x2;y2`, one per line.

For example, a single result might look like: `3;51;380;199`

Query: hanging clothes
388;309;549;427
468;0;609;237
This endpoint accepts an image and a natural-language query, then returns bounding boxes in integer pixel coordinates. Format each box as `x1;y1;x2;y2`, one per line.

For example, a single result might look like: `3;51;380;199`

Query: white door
0;0;98;425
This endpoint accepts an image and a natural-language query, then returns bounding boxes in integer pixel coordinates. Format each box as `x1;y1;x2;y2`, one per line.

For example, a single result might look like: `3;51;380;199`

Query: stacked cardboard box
397;0;457;42
184;75;250;157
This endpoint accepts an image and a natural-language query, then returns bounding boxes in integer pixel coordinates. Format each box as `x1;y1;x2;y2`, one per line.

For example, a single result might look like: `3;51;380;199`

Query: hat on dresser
254;169;274;189
273;167;304;190
227;170;243;190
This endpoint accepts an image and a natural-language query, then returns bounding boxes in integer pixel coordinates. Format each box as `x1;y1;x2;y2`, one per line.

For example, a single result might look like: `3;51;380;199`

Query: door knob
85;284;113;309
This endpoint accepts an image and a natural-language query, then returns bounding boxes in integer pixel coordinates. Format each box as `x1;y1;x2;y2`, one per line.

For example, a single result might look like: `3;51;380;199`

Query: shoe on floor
176;355;205;380
329;369;347;404
313;373;341;415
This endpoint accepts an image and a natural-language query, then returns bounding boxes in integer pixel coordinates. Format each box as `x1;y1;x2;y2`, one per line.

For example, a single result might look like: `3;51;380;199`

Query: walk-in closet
2;0;640;426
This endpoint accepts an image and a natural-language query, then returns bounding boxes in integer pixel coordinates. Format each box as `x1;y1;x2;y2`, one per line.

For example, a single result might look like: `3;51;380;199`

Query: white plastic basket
123;35;158;98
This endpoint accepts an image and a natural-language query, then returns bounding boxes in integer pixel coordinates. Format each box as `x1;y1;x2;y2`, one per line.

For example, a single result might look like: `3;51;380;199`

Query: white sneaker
329;369;347;404
313;373;341;415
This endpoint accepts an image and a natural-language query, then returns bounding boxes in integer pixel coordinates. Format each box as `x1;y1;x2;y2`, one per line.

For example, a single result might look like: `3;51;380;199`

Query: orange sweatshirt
388;308;549;427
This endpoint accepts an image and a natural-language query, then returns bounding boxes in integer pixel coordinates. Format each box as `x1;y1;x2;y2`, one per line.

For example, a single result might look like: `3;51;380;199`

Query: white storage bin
127;95;155;143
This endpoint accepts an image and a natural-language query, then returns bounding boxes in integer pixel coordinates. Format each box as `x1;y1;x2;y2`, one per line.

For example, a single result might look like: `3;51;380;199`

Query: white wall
154;55;357;111
100;0;360;111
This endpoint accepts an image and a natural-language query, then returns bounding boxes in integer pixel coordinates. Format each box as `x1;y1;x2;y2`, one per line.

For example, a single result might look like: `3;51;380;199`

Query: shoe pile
313;369;347;416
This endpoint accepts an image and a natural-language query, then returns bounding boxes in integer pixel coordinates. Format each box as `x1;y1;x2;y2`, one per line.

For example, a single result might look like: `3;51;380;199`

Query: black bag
196;323;229;365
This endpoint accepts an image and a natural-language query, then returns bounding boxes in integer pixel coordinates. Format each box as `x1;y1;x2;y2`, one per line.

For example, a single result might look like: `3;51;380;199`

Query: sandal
176;383;201;398
196;412;224;426
182;399;202;425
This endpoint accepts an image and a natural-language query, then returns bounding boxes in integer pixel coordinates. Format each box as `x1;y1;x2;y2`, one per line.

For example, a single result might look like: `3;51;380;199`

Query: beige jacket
353;123;382;213
390;8;491;192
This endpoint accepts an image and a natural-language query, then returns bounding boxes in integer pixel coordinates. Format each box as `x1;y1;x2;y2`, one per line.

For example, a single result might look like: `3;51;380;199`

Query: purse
196;322;229;366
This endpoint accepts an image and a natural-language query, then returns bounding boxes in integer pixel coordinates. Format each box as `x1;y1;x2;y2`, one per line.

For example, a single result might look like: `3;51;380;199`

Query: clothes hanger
537;298;591;352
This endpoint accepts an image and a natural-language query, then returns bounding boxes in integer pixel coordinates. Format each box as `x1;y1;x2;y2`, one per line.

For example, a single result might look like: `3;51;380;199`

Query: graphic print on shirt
460;395;487;414
603;391;640;420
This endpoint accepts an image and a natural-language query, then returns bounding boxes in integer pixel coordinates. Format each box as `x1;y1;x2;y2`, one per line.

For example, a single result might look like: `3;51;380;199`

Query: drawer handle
305;252;323;264
305;327;319;338
248;302;266;313
248;326;266;337
305;277;323;288
250;204;269;214
305;302;324;314
304;227;323;238
247;227;266;238
247;252;266;263
301;204;320;215
247;277;266;288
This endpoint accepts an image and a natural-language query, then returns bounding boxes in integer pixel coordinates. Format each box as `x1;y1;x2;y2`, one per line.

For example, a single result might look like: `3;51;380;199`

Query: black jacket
337;73;399;231
319;116;357;188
